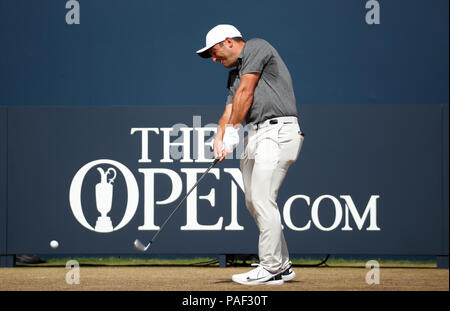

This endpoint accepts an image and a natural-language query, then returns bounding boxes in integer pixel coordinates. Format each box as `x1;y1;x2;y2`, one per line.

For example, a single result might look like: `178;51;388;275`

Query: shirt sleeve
239;39;273;76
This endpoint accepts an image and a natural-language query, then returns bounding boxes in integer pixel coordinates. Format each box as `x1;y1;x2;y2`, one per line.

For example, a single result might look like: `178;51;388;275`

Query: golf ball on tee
50;240;59;249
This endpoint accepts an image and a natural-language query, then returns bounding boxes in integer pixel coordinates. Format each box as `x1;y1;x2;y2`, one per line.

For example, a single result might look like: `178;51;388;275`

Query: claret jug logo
94;167;116;232
69;159;139;233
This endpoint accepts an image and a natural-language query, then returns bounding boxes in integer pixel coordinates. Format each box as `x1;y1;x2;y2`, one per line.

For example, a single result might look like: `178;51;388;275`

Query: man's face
209;39;237;68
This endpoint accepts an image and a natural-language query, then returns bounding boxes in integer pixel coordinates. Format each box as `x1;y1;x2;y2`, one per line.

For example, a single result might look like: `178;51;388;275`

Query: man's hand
213;136;226;162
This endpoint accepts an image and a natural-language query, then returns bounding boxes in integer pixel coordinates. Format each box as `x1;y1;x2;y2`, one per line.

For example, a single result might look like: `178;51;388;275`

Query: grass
292;257;436;267
19;255;437;268
25;257;219;267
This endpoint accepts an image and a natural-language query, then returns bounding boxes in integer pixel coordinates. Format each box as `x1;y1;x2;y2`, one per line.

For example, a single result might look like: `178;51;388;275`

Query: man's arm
214;103;232;159
227;73;260;127
215;73;260;161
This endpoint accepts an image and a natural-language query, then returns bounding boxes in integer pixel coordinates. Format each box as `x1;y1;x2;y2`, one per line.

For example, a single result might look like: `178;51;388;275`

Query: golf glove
222;126;239;152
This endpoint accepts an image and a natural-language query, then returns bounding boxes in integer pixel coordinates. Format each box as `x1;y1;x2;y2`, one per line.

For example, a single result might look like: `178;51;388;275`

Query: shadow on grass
293;264;437;270
16;263;220;268
15;260;437;270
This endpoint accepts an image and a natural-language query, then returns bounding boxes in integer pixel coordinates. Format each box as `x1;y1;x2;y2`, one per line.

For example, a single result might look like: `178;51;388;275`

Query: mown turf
23;256;436;268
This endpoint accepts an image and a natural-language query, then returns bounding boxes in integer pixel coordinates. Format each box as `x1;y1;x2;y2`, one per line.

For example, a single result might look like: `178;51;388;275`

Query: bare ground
0;266;448;291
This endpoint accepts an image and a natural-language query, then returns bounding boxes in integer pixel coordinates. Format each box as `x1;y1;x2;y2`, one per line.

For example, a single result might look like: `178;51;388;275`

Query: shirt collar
238;45;245;59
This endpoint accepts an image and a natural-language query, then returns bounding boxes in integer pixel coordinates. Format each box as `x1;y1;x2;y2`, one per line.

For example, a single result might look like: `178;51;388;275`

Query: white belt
248;116;298;130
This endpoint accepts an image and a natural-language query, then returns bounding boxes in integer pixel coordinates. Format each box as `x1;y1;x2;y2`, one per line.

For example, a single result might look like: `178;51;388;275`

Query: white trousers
240;117;304;273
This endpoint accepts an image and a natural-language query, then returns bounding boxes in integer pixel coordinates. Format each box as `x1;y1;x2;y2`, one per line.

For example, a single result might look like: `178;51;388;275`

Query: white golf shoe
281;265;296;281
231;263;284;285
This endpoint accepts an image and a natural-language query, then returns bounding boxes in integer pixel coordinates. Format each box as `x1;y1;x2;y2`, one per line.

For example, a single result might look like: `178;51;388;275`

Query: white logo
65;0;80;25
365;0;380;25
365;260;380;285
69;159;139;233
65;260;80;285
68;121;381;234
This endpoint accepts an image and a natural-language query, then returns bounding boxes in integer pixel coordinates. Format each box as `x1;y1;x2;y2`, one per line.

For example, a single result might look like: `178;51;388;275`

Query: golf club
134;157;220;252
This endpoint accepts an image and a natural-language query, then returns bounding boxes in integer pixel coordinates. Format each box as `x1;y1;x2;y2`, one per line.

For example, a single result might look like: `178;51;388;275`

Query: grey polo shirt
226;38;298;125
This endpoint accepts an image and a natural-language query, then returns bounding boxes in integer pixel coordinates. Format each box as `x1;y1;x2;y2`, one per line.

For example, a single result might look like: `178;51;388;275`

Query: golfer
196;24;304;285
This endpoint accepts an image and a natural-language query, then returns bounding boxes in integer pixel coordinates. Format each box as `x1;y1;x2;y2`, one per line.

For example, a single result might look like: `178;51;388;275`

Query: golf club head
134;239;151;252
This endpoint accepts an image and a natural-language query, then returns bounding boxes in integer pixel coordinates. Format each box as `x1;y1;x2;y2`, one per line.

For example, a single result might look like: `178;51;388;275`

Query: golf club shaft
149;158;220;245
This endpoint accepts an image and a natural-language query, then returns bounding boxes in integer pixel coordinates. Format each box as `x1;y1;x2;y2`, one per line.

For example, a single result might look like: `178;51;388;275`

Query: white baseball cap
196;24;243;58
